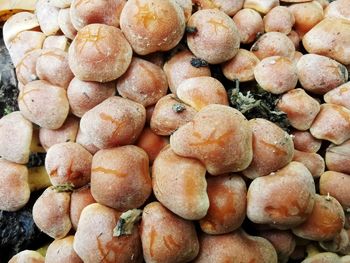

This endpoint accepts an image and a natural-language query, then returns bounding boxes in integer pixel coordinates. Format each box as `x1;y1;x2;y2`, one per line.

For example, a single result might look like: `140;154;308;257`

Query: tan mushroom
46;236;83;263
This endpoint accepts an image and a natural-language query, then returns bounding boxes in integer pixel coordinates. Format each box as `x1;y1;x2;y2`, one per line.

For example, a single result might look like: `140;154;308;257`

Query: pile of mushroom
2;0;350;262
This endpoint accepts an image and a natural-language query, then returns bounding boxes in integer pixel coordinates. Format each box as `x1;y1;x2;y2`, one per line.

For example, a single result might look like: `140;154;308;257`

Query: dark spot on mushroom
172;103;186;113
186;26;198;34
191;58;208;68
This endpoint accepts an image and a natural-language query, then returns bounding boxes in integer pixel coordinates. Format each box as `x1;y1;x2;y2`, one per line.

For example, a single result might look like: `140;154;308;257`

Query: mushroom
176;76;229;111
324;82;350;110
277;88;321;130
163;49;211;94
254;56;298;94
91;145;152;211
35;0;60;36
43;35;69;51
251;32;295;60
39;115;80;151
170;104;253;175
243;0;279;14
116;57;168;107
291;130;322;153
58;8;77;40
32;186;72;239
36;48;74;88
150;94;197;136
200;175;247;234
0;159;30;212
141;202;199;263
187;9;240;64
242;118;294;179
16;49;41;85
292;194;345;241
120;0;185;55
194;229;278;263
247;161;316;229
0;111;33;164
45;236;83;263
67;77;116;118
68;24;132;82
8;250;45;263
263;6;295;34
73;203;142;262
70;0;126;30
193;0;244;16
18;80;70;129
325;0;350;21
325;140;350;175
152;145;209;220
45;142;93;188
79;96;146;149
293;150;325;178
222;49;260;82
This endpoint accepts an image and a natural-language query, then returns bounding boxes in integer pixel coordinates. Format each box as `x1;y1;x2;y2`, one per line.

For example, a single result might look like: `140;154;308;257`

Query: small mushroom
150;94;196;136
16;49;41;85
247;161;316;229
36;48;74;88
50;0;72;8
222;49;260;82
141;202;199;263
325;0;350;21
297;54;348;95
116;57;168;107
39;115;80;151
292;194;345;241
58;8;77;40
254;56;298;94
45;236;83;263
193;0;244;16
91;145;152;211
67;77;116;118
45;142;92;188
194;229;278;263
152;145;209;220
243;0;279;14
70;185;96;230
291;130;322;153
293;150;325;178
325;140;350;175
187;9;240;64
70;0;126;30
324;82;350;110
120;0;185;55
232;8;264;44
0;111;33;164
35;0;60;36
68;24;132;82
263;6;295;34
43;35;69;51
242;118;294;179
277;88;321;130
163;49;211;94
8;250;45;263
200;175;247;234
18;80;70;129
176;76;229;111
73;203;142;262
320;171;350;210
33;186;72;239
0;159;30;212
79;96;146;149
251;32;295;60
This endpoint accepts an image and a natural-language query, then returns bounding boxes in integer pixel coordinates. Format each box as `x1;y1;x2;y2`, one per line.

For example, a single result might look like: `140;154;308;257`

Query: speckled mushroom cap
68;23;132;82
120;0;186;55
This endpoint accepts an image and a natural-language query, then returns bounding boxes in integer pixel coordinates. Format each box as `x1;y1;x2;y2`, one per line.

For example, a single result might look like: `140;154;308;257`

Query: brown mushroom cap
293;150;325;178
45;142;93;188
152;145;209;220
141;202;200;262
0;111;33;164
19;80;70;129
176;76;229;111
79;96;146;149
70;0;126;30
291;130;322;153
39;115;80;151
200;175;247;234
8;250;45;263
91;145;152;211
68;24;132;82
247;161;316;228
0;159;30;212
120;0;185;55
45;236;83;263
16;49;41;85
116;57;168;107
187;9;240;64
163;49;211;94
263;6;295;34
324;82;350;110
32;187;72;239
194;229;278;263
73;203;142;262
170;104;253;175
150;94;197;136
325;140;350;175
67;77;116;118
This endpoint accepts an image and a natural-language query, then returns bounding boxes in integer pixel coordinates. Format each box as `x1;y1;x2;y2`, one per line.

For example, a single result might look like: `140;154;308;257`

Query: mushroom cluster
2;0;350;262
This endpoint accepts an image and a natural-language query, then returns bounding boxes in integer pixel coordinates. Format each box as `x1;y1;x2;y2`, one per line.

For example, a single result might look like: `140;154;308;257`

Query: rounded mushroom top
120;0;186;55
